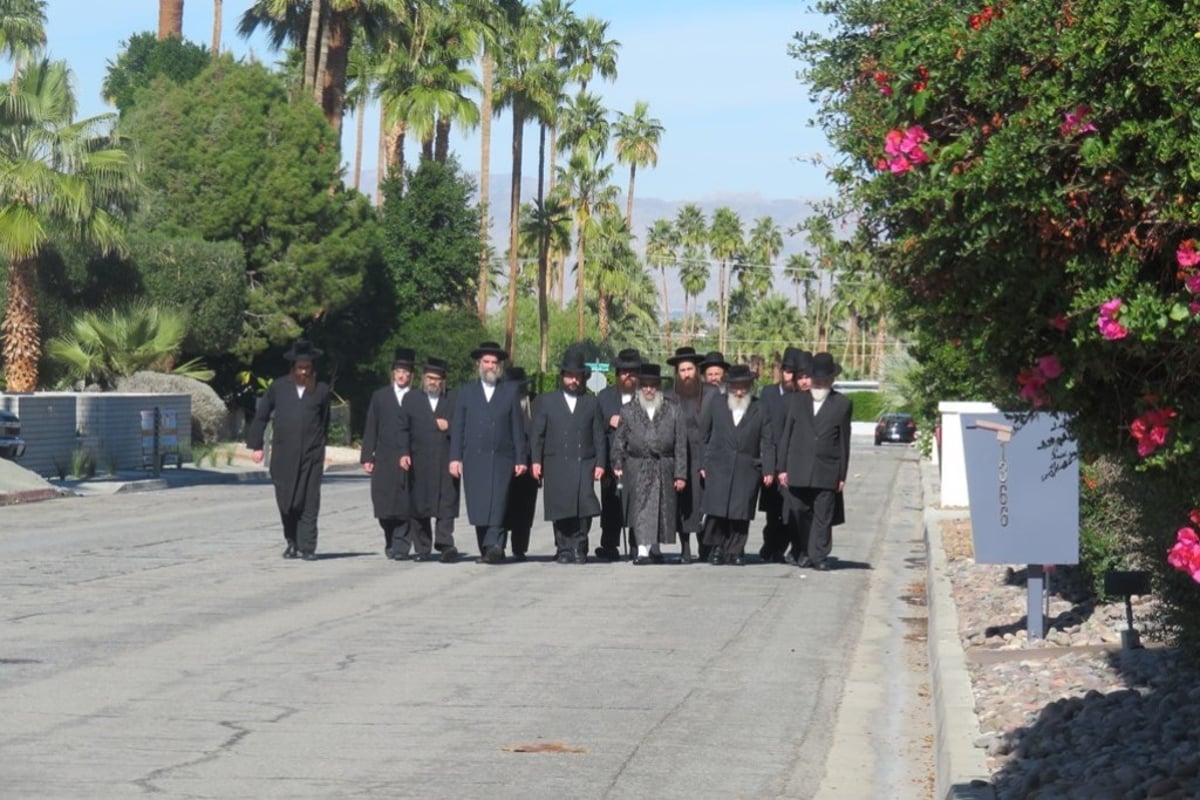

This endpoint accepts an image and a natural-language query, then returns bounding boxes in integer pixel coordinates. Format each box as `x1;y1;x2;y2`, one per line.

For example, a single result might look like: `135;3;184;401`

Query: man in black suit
246;339;332;561
360;347;415;559
531;352;606;564
665;346;719;563
700;350;729;389
595;348;641;560
757;347;811;563
403;356;460;563
777;352;852;571
449;342;528;564
502;366;538;561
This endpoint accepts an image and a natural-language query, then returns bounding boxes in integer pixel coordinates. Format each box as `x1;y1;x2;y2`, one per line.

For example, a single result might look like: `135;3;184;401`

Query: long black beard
675;376;701;399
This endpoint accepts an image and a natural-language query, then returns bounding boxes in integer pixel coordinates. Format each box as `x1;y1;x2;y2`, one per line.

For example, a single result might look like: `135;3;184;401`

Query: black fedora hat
504;365;532;384
700;351;730;371
422;356;448;376
391;347;416;368
470;340;509;361
666;346;702;367
723;364;756;384
637;363;663;382
809;352;842;380
559;352;591;375
612;348;643;371
283;338;323;361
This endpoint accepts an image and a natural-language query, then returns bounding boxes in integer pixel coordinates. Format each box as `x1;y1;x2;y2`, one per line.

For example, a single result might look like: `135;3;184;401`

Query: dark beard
675;376;701;398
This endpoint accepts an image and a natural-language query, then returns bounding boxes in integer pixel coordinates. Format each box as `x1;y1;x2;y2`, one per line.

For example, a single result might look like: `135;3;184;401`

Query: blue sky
43;0;835;202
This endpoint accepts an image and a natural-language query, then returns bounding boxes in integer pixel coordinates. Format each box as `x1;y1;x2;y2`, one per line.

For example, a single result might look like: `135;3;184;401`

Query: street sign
585;362;610;372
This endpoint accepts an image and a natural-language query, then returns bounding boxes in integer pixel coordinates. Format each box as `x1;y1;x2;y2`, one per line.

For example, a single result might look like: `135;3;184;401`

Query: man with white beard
612;363;687;565
698;365;775;565
449;342;528;564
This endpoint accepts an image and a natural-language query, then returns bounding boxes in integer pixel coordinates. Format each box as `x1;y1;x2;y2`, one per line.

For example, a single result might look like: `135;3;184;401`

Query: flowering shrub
1168;520;1200;585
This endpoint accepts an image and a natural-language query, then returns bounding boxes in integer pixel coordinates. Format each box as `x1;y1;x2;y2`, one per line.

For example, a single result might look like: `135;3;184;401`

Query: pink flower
889;156;912;174
1130;406;1176;458
1016;354;1063;407
882;126;932;174
1097;298;1128;340
1167;526;1200;584
1186;273;1200;294
880;84;893;97
1049;313;1069;331
1190;301;1200;316
1177;239;1200;269
908;145;930;165
1061;106;1098;138
884;129;905;156
1036;355;1063;380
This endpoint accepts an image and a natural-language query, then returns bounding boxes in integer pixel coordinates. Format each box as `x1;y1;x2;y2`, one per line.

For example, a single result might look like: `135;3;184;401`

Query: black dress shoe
728;554;745;566
512;552;527;562
633;555;651;565
481;547;504;564
439;546;459;563
390;552;410;561
708;549;723;565
300;551;317;561
555;552;572;564
650;552;665;564
679;553;694;564
784;552;799;566
797;556;814;568
411;553;429;562
595;547;620;561
574;550;587;565
283;544;298;559
814;558;831;571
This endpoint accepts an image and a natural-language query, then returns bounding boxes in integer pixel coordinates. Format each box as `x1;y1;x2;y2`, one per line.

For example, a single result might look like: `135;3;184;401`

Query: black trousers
702;516;750;554
598;474;624;553
553;517;592;555
476;525;507;553
413;517;456;552
759;487;788;558
277;461;322;554
786;486;836;563
379;517;411;555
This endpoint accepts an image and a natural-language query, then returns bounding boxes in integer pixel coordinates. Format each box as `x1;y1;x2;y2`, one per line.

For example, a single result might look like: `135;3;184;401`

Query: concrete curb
921;460;996;800
0;487;69;505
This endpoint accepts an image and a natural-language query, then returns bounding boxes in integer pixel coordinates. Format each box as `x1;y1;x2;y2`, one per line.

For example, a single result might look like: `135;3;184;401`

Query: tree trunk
376;111;389;205
304;0;322;92
718;260;728;352
1;258;41;392
420;135;434;162
841;311;857;374
158;0;184;40
549;125;565;309
321;9;351;139
598;290;610;340
872;316;887;380
660;265;672;351
504;108;524;360
625;163;636;227
477;50;494;324
538;228;550;372
575;223;587;341
434;116;451;164
353;92;366;191
211;0;221;53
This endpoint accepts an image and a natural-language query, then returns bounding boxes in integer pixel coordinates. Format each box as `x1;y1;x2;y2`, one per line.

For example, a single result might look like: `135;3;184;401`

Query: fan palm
557;151;617;340
708;207;743;352
520;192;571;369
645;218;678;349
613;100;663;226
0;59;139;392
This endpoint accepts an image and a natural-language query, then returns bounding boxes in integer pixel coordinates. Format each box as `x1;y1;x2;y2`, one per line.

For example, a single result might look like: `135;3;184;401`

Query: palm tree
784;252;814;310
739;215;782;301
645;218;678;350
519;192;571;369
588;210;636;340
708;206;743;352
729;294;805;362
561;14;618;94
557;151;617;339
158;0;184;40
0;59;139;392
1;0;46;79
556;90;609;161
675;203;707;341
613;100;663;226
344;38;375;191
212;0;223;53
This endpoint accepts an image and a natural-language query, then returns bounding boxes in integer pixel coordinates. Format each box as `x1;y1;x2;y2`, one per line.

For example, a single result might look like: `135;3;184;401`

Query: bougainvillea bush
794;0;1200;651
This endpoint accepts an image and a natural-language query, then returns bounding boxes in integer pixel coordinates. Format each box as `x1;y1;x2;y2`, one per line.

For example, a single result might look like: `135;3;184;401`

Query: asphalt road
0;443;928;799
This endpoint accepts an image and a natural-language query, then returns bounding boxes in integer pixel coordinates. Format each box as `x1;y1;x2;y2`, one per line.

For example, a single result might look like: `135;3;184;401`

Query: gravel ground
942;519;1200;800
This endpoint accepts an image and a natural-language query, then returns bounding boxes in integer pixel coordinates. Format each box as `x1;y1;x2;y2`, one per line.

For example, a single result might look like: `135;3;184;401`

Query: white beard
479;367;498;385
637;392;663;415
811;387;831;402
727;393;751;414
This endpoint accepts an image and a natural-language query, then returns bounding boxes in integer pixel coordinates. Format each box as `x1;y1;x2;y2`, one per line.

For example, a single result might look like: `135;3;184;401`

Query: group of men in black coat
250;338;851;569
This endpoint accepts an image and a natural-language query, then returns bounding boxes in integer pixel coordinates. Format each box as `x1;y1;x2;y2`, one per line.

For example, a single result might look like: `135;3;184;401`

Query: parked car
0;409;25;460
875;412;916;446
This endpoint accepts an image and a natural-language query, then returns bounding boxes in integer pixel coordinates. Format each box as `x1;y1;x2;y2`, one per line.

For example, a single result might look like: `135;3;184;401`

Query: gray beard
479;367;498;385
727;394;751;414
638;392;663;415
426;388;441;400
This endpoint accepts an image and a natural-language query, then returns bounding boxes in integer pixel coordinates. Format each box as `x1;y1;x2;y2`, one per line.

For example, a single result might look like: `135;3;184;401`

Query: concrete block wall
0;392;191;477
0;393;79;476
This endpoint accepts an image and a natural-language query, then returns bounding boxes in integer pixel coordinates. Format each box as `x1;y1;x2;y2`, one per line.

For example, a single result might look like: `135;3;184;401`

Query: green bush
844;391;886;422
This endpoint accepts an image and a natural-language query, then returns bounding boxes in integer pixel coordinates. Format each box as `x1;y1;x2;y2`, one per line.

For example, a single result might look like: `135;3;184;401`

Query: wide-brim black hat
666;346;701;367
559;353;591;376
470;340;509;361
504;366;532;384
637;363;663;382
392;346;416;368
422;356;448;376
700;351;730;371
613;348;642;371
723;364;756;384
782;347;814;375
809;352;842;380
283;338;323;361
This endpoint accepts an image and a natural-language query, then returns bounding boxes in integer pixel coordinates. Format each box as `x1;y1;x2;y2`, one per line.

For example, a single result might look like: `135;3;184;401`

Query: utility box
960;412;1079;565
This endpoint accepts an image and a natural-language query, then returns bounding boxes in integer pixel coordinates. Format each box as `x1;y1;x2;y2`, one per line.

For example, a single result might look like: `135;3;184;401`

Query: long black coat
612;398;686;545
450;380;527;527
596;384;636;524
664;383;718;533
402;389;459;520
359;385;412;519
531;390;606;521
699;396;775;521
504;396;538;532
756;383;790;515
777;390;853;490
246;376;331;513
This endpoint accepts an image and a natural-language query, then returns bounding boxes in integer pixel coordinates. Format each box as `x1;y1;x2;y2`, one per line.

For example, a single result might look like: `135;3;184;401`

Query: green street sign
585;362;610;372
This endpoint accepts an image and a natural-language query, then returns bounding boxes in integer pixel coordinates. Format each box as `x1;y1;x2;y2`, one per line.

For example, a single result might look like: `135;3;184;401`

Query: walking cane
617;478;628;560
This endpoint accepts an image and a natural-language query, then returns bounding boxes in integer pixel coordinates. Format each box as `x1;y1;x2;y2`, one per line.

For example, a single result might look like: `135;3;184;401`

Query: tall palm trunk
477;50;494;324
537;228;550;371
625;163;637;227
434;116;451;163
321;10;351;138
504;108;525;359
575;222;587;340
420;135;434;162
549;125;565;308
304;0;322;92
2;258;41;392
158;0;184;40
598;291;610;340
872;316;887;380
211;0;222;53
353;93;366;190
841;311;858;373
718;260;728;352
